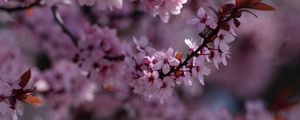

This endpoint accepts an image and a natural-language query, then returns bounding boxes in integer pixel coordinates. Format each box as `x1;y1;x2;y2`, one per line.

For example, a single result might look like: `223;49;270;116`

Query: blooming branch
128;0;275;102
167;0;275;76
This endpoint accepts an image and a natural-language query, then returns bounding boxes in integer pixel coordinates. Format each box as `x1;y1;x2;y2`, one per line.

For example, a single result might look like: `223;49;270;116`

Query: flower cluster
187;7;216;31
127;4;239;102
73;26;125;83
140;0;187;23
127;37;178;102
127;37;196;102
34;61;95;120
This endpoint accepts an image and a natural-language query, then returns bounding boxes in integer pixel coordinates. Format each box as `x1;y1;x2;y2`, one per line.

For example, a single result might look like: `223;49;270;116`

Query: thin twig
51;5;79;47
103;55;125;61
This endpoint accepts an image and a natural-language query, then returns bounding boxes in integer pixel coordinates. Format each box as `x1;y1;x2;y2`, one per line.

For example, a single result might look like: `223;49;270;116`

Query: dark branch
51;6;79;47
165;27;220;77
0;0;44;12
103;55;125;61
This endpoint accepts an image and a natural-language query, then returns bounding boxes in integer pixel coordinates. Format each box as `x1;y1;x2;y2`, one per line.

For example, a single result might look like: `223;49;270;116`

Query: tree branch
51;5;79;47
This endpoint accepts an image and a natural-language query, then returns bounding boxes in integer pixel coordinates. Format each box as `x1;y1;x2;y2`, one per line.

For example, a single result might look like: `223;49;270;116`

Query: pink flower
137;71;163;98
176;69;193;86
153;48;180;74
209;30;235;69
142;0;187;23
157;76;175;103
187;7;216;31
211;50;223;69
191;57;211;85
133;36;156;53
214;30;235;53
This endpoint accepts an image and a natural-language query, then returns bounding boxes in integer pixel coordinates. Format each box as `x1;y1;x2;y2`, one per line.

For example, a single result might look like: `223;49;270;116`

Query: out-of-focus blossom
130;96;186;120
191;57;210;85
189;107;233;120
245;100;274;120
141;0;188;23
34;61;96;120
74;26;126;83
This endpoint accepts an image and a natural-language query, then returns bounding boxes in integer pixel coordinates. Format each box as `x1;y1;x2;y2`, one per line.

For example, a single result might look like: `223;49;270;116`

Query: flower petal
197;7;206;17
153;62;163;71
169;58;180;66
162;64;171;74
197;74;205;85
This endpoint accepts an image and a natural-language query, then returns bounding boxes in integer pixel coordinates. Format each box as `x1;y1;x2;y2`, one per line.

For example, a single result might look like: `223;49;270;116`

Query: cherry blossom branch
165;23;222;77
166;0;274;76
51;5;79;47
0;0;44;13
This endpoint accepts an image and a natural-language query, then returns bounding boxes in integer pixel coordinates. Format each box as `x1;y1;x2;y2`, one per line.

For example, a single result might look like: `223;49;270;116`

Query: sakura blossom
73;26;126;82
153;48;180;74
141;0;188;23
187;7;216;31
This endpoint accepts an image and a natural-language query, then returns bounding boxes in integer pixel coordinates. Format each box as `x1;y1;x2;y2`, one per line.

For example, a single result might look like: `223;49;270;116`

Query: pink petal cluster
187;7;216;31
128;37;211;102
141;0;188;23
34;61;96;120
130;96;186;120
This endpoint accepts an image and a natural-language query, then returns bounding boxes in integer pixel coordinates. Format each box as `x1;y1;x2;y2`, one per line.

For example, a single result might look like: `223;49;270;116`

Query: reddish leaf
236;0;274;11
23;94;44;106
220;3;236;15
249;2;275;11
236;0;243;7
175;52;183;62
19;69;31;88
236;0;252;8
233;19;241;27
219;21;230;31
250;0;262;4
